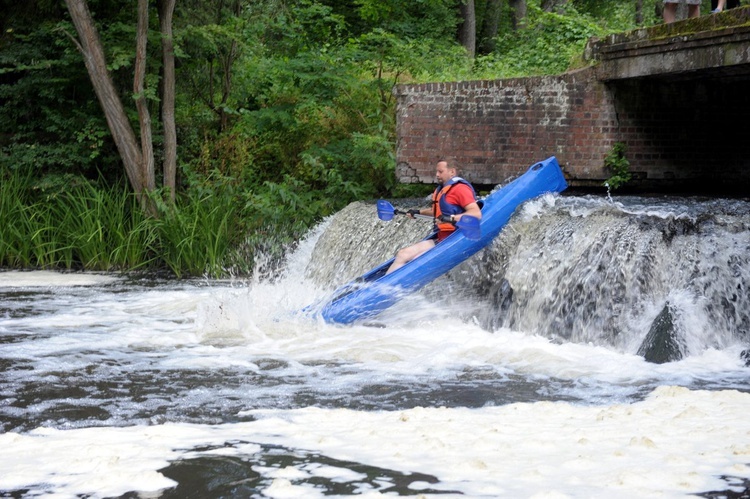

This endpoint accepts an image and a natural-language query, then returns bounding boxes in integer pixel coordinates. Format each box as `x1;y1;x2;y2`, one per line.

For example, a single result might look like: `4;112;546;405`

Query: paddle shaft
377;199;480;240
395;208;468;224
392;208;434;221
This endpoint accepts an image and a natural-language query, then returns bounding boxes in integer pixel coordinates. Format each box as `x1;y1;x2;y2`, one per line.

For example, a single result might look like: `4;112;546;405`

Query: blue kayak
313;156;568;324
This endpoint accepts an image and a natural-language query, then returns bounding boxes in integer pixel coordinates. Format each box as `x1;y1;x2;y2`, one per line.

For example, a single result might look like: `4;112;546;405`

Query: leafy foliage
573;0;663;30
0;21;119;177
0;0;648;276
603;142;632;190
473;3;605;79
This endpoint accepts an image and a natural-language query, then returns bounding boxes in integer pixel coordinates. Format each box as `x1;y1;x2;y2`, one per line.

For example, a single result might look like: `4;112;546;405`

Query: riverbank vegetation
1;0;665;277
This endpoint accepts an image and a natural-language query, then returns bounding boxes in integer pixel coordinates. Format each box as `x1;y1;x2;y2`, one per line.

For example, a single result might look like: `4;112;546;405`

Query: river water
1;193;750;498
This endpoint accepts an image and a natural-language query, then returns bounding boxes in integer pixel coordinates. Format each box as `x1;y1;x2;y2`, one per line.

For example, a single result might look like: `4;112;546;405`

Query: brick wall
394;67;750;193
394;67;616;188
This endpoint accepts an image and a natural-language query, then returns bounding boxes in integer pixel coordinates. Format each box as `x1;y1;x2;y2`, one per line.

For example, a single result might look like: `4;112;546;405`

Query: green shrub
603;142;632;190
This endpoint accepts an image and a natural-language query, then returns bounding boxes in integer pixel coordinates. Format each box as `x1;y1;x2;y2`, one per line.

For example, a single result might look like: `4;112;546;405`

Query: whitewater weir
307;192;750;360
2;191;750;497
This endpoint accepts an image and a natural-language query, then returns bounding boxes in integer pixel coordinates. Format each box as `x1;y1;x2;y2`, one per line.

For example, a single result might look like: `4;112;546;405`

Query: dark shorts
712;0;740;8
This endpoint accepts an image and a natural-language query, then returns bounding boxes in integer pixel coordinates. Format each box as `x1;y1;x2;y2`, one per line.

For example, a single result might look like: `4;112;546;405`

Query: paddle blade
457;215;481;240
376;199;396;221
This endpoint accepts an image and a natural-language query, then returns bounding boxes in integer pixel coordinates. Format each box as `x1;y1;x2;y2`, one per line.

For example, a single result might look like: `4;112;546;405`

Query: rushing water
1;194;750;498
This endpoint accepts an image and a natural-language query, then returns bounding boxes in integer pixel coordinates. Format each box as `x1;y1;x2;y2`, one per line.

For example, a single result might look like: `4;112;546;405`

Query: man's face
435;161;455;184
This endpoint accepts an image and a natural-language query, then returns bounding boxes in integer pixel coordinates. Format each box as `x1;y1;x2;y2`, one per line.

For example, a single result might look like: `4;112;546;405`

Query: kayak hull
315;156;568;324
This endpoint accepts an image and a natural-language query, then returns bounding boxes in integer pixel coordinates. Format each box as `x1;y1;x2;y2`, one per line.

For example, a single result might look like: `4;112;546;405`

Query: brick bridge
394;9;750;193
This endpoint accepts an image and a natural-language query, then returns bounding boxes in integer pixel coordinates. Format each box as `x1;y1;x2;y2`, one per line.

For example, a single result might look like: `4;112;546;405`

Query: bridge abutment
394;9;750;194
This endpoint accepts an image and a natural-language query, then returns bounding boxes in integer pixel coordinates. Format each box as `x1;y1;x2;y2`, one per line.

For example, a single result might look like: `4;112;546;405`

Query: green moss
648;8;750;40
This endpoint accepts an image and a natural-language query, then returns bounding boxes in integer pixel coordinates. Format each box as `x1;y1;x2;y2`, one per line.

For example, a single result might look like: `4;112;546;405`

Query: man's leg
663;2;678;23
386;239;436;275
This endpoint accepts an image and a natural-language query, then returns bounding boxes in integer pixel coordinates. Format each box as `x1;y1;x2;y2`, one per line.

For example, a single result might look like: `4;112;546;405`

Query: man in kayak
386;160;482;274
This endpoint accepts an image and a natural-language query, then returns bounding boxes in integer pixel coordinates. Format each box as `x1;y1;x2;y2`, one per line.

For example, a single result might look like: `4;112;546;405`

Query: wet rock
637;302;683;364
495;279;514;315
741;349;750;367
486;278;513;330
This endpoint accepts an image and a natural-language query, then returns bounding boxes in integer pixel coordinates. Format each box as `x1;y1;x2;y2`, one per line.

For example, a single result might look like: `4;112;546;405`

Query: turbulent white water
1;194;749;498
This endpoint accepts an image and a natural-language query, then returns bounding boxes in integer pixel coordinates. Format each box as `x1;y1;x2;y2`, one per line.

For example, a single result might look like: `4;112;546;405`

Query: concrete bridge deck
394;9;750;194
588;8;750;81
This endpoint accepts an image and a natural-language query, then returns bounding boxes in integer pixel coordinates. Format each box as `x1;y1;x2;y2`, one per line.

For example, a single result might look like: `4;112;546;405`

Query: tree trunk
636;0;643;25
508;0;527;30
458;0;476;58
218;0;241;131
478;0;501;55
541;0;568;12
64;0;146;202
187;0;242;132
134;0;156;196
159;0;177;202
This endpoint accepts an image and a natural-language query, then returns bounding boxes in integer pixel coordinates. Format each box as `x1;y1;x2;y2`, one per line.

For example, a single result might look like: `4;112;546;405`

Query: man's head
435;160;457;184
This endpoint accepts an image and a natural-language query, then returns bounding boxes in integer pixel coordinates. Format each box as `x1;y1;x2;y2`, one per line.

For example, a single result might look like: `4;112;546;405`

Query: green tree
509;0;528;30
0;1;120;179
1;0;654;276
478;0;502;55
63;0;177;212
159;0;177;201
176;0;247;133
459;0;477;57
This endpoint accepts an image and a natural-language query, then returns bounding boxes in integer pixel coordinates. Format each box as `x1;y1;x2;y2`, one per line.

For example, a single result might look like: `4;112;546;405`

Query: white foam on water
0;270;120;287
0;267;745;390
1;386;749;498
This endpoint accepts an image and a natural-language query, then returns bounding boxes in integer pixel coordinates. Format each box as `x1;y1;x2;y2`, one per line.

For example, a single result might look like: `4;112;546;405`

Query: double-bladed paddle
376;199;481;241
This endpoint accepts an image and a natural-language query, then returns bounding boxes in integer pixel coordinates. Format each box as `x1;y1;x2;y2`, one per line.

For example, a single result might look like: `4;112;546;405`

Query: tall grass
0;170;48;268
154;189;239;278
51;181;158;271
0;170;241;277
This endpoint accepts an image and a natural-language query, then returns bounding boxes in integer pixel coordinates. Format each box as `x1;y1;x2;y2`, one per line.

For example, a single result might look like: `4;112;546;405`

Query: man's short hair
438;159;460;175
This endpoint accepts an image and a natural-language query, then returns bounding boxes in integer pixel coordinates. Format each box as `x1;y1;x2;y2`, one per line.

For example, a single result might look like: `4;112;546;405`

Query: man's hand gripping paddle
376;200;481;241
